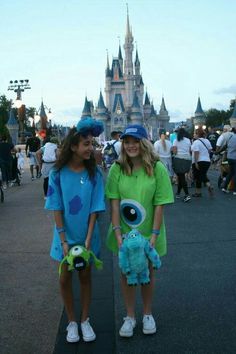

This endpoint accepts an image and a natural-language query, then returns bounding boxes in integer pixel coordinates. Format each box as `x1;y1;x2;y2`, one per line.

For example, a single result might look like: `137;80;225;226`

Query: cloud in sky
214;84;236;95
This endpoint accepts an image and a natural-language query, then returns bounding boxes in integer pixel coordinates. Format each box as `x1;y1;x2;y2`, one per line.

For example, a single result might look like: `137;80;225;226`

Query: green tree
0;95;11;137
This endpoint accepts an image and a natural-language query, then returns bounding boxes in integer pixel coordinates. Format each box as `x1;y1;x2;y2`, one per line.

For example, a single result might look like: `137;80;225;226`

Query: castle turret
143;91;151;117
130;91;142;124
118;44;123;75
193;96;206;126
39;101;48;130
134;49;140;76
158;97;170;132
105;52;112;108
81;96;92;119
230;98;236;128
6;109;18;145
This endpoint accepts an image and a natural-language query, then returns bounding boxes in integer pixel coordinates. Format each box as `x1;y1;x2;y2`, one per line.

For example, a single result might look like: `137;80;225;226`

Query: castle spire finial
106;49;109;69
126;3;131;36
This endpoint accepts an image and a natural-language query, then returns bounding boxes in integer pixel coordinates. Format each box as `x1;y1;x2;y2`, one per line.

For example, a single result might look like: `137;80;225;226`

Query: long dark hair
54;127;96;179
177;128;186;141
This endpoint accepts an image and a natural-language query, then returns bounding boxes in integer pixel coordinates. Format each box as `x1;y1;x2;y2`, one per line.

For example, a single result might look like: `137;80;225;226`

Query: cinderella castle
81;11;170;141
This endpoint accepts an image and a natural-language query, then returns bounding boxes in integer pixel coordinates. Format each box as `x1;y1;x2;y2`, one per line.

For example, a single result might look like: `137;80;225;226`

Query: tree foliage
205;100;234;128
0;95;11;137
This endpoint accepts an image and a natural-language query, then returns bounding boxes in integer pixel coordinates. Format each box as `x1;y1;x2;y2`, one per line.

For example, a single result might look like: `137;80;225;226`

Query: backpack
42;143;57;163
103;141;118;167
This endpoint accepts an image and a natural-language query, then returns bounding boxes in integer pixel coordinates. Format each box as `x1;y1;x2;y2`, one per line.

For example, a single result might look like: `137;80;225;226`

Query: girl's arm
172;146;177;155
111;199;122;248
150;205;164;247
85;213;97;250
194;151;199;169
54;210;68;256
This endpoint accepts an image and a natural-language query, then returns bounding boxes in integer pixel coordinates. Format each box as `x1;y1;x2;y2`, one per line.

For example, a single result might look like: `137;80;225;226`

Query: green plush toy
59;245;103;276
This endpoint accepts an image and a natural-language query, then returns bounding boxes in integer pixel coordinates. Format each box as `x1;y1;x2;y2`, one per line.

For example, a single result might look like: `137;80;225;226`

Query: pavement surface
0;165;236;354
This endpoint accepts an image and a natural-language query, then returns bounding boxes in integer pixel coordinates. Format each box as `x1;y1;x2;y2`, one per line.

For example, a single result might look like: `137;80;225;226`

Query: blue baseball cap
120;124;148;140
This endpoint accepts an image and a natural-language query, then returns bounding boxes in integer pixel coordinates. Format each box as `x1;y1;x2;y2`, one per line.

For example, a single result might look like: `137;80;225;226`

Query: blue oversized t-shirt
45;166;105;261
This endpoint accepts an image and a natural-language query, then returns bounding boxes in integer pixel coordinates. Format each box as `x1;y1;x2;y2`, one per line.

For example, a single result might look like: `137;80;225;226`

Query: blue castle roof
82;97;92;116
195;97;204;115
97;91;106;110
132;91;141;109
7;109;18;126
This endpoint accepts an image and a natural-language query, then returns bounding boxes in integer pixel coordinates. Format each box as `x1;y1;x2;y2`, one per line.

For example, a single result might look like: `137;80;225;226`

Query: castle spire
144;91;150;106
81;96;92;118
135;48;140;66
118;43;123;60
126;3;132;38
97;91;106;110
160;97;167;112
195;96;204;115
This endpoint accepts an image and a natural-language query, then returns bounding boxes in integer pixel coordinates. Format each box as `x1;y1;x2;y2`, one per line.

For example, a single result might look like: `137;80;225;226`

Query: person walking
0;135;14;189
45;118;105;343
172;128;192;202
16;147;25;174
221;127;236;195
105;124;174;337
191;128;214;197
154;129;174;180
36;137;59;199
25;132;41;180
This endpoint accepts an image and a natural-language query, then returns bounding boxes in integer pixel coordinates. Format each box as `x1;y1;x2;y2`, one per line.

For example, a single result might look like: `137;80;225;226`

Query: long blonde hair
118;138;159;176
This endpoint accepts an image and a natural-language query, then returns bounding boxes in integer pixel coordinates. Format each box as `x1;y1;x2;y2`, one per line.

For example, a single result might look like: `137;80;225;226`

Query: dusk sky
1;0;235;126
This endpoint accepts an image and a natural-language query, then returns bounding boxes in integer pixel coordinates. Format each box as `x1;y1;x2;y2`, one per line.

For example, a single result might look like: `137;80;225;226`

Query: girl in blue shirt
45;118;105;343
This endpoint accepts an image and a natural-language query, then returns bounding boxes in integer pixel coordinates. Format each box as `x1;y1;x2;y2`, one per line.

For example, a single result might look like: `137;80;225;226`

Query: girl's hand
195;162;199;170
150;235;157;247
62;242;69;257
116;235;123;248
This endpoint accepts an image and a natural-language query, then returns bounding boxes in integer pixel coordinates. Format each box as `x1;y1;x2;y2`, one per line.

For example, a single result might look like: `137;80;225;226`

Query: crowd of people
1;119;236;344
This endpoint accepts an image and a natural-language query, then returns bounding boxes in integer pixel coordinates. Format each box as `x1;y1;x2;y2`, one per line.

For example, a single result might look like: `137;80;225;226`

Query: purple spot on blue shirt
54;172;60;186
69;195;83;215
47;185;54;196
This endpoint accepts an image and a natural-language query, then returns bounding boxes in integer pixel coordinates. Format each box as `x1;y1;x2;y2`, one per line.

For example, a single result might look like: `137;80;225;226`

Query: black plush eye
120;199;146;227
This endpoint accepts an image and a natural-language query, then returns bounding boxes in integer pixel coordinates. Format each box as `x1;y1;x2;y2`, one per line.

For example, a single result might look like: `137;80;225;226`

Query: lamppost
8;79;31;143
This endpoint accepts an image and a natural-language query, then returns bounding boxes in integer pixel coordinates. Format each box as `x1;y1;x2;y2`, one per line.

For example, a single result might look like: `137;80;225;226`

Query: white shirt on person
173;137;191;159
216;132;233;148
154;139;172;158
191;138;212;163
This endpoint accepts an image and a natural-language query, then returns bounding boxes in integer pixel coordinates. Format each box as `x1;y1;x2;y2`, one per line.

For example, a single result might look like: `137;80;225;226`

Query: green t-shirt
105;161;174;256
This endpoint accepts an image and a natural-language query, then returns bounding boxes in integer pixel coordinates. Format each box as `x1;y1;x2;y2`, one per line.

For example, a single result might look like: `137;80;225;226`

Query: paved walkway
0;166;236;354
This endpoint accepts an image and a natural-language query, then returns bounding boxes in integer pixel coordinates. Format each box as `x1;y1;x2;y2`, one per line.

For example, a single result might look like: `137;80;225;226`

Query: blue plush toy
118;229;161;286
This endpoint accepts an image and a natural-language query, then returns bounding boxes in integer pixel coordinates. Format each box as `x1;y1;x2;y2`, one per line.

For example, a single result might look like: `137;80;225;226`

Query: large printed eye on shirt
120;199;146;227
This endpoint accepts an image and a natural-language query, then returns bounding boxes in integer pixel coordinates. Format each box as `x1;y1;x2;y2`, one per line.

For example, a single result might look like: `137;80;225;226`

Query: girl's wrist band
112;225;121;231
56;227;66;234
152;229;160;236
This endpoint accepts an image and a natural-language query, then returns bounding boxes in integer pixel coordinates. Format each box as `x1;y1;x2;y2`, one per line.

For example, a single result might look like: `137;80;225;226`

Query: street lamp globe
34;113;40;123
14;99;23;108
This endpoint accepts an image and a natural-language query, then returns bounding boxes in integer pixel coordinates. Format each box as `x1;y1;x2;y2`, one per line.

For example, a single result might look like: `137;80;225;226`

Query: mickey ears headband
76;117;104;137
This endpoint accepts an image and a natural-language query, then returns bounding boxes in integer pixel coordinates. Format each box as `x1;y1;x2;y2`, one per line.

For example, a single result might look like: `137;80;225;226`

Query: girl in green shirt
105;124;174;338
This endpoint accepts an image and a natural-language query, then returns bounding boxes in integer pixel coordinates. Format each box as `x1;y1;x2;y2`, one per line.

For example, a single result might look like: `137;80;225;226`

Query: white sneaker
222;188;229;194
81;318;96;342
66;321;80;343
143;314;156;334
119;316;136;337
233;192;236;196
